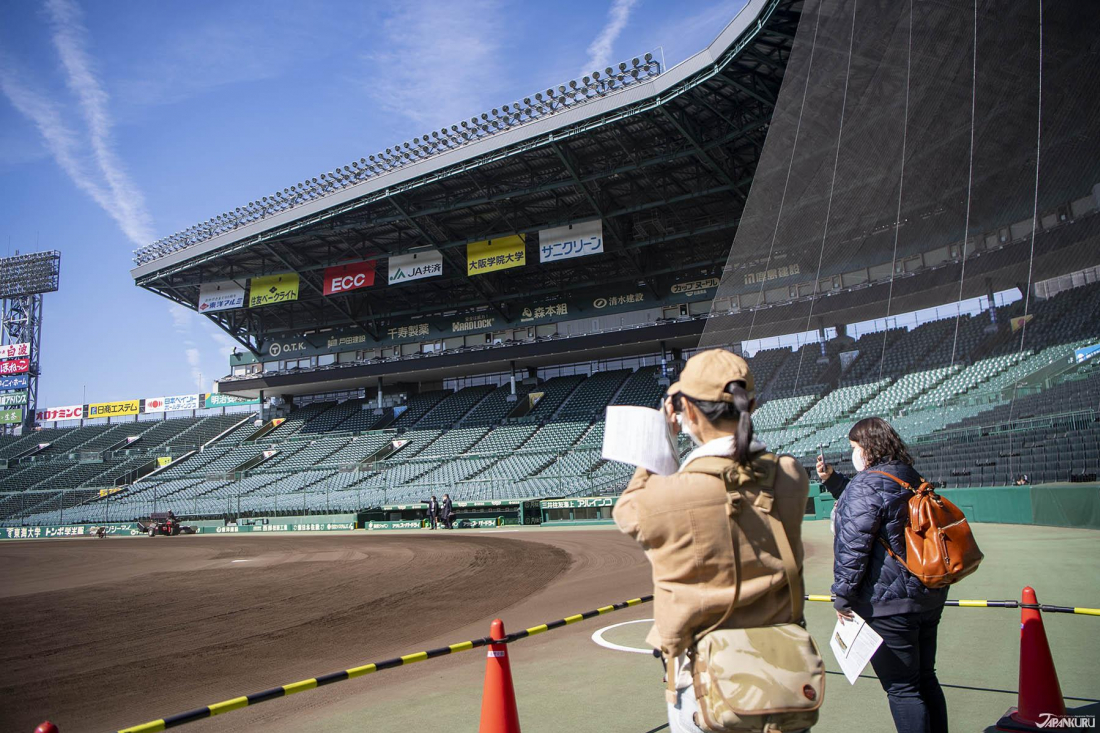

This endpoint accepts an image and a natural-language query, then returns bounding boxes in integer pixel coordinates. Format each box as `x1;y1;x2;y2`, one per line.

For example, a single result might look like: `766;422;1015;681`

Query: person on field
427;495;440;530
441;493;454;529
819;417;949;733
613;350;812;733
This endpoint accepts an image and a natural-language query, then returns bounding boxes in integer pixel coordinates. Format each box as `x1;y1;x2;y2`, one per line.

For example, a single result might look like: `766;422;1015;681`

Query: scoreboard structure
0;251;61;431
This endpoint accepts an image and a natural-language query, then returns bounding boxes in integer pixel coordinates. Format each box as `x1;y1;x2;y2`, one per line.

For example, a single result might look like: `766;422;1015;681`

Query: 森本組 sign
198;281;246;312
87;400;140;419
36;405;83;421
249;273;300;308
0;343;30;359
467;235;525;275
323;260;376;295
0;358;29;375
388;250;443;285
538;220;603;263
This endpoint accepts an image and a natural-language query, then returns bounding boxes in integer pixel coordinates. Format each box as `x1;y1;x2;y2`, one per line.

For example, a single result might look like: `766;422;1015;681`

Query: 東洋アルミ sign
198;281;246;312
0;358;29;376
0;408;22;424
36;405;83;421
87;400;139;419
467;235;525;275
388;250;443;285
323;260;376;296
538;220;603;263
0;343;30;359
249;273;300;308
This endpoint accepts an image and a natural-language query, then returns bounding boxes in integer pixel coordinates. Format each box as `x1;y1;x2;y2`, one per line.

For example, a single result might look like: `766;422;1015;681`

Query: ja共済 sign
198;281;246;312
249;273;300;308
538;220;603;263
324;260;376;296
388;250;443;285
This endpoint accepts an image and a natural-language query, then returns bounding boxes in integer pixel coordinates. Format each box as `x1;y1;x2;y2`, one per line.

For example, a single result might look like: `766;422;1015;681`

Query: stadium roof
131;0;803;357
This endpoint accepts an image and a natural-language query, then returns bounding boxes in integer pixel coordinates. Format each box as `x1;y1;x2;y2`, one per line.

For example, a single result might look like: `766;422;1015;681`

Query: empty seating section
391;390;450;428
3;282;1100;527
417;385;495;428
525;375;585;419
462;384;532;426
556;370;631;418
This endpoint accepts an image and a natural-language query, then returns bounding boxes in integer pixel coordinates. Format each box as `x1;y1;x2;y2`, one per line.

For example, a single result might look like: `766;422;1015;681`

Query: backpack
870;470;984;588
677;455;825;733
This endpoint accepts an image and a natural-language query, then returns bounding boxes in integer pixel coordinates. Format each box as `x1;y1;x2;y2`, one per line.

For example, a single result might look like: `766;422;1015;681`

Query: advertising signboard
0;342;30;359
205;393;260;408
0;408;22;424
0;374;28;391
0;358;29;375
249;273;300;308
323;261;376;296
198;281;246;312
538;220;603;263
87;400;140;419
0;391;27;407
388;250;443;285
467;235;525;275
36;405;83;421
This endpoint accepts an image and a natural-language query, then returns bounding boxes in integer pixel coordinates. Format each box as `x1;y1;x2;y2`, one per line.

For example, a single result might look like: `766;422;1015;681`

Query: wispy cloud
580;0;640;77
365;0;505;131
43;0;153;245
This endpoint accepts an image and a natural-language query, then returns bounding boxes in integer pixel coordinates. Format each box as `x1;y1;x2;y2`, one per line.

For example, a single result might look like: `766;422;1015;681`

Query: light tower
0;251;61;432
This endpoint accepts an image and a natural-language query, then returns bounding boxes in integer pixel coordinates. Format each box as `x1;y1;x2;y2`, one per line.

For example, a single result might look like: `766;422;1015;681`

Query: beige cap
667;349;755;403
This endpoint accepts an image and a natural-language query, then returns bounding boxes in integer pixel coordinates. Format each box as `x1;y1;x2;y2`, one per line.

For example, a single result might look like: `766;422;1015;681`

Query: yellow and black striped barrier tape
116;595;653;732
803;595;1100;616
115;592;1097;732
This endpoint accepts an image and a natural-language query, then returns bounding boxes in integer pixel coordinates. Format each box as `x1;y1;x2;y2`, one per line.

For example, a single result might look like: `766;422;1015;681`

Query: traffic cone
34;722;58;733
478;618;521;733
995;587;1067;732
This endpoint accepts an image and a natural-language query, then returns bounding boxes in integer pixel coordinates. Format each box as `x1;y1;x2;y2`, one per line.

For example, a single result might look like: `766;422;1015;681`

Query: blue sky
0;0;748;408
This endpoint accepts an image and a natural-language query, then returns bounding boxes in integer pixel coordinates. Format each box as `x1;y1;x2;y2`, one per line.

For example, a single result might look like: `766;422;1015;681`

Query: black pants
866;605;948;733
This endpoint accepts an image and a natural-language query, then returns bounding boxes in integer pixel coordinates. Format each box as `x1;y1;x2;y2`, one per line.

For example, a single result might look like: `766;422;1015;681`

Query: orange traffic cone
478;618;521;733
996;587;1067;732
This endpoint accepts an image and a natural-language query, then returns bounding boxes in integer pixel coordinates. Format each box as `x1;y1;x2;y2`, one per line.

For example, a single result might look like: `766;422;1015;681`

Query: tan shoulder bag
677;454;825;733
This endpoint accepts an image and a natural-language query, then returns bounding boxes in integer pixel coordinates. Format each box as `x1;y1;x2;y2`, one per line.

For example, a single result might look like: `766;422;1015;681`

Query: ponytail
681;380;756;466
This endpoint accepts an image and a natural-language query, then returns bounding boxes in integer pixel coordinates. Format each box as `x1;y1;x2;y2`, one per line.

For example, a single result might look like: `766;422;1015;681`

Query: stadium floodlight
0;251;61;298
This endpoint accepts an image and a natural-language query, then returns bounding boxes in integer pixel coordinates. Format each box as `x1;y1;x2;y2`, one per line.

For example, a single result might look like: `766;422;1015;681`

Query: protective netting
701;0;1100;485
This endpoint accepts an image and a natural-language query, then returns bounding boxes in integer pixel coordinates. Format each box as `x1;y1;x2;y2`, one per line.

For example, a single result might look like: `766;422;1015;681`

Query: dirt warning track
0;530;645;733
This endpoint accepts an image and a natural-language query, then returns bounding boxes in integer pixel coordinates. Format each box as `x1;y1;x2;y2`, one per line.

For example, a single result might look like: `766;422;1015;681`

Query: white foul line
591;618;654;655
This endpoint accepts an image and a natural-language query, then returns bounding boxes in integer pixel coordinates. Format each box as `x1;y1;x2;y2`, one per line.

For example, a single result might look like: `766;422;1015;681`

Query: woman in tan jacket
613;349;810;733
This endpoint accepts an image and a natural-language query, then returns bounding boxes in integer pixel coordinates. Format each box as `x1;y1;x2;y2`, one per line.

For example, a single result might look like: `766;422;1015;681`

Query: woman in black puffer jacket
818;417;948;733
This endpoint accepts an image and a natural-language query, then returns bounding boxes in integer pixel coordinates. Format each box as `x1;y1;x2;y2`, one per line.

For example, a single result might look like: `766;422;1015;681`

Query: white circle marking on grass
591;618;654;654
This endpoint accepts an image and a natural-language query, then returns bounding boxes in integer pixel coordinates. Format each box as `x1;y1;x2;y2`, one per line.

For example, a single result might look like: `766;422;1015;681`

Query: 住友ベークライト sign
538;220;603;263
249;273;300;308
388;250;443;285
467;235;525;275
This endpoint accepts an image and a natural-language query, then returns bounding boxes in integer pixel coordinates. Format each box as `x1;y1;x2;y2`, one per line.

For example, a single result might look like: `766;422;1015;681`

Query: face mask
852;446;867;472
682;413;704;446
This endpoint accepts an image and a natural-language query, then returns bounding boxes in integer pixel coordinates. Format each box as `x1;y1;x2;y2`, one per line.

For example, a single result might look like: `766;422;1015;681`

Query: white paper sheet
602;405;680;476
829;611;883;684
